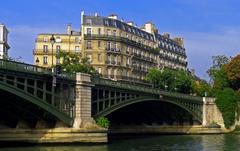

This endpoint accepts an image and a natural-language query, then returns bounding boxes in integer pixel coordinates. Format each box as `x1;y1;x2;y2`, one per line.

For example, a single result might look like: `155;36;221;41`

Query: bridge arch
0;82;73;126
94;97;202;123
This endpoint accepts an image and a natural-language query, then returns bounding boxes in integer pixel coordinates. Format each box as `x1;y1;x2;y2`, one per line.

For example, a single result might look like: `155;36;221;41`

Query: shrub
96;117;110;128
215;88;237;129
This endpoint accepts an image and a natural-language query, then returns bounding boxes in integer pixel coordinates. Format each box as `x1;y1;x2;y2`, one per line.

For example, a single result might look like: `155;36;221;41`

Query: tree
192;80;213;97
145;68;162;88
58;51;98;75
225;54;240;90
146;68;194;94
207;55;229;83
215;88;238;128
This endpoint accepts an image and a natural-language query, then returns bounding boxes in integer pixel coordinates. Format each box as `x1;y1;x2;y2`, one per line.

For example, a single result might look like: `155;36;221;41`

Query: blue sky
1;0;240;80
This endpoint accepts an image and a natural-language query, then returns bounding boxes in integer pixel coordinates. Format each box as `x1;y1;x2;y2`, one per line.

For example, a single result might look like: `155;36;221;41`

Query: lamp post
50;34;56;72
50;35;56;87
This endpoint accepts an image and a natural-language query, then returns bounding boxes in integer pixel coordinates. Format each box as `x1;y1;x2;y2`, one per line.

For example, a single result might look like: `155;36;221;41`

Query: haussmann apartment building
33;11;187;81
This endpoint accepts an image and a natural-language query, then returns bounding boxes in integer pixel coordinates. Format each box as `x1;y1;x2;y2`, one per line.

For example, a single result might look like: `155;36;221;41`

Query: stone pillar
202;97;224;127
73;73;95;128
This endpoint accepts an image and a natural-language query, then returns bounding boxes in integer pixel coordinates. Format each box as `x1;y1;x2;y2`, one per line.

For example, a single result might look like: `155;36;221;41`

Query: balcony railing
84;34;158;54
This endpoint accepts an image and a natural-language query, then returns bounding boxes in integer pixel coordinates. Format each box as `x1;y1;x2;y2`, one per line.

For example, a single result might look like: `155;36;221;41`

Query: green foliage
145;68;194;94
192;80;213;97
96;117;110;128
225;54;240;90
215;88;237;128
212;67;230;91
207;55;229;84
58;51;98;75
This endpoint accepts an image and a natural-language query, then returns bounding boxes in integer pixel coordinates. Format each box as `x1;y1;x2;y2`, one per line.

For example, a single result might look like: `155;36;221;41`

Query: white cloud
179;29;240;80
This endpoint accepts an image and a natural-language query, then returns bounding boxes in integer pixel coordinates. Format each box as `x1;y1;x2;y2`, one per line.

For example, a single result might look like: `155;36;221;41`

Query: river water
0;134;240;151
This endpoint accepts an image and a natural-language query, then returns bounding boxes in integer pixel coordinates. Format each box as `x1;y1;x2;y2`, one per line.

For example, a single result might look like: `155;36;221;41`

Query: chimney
81;10;84;25
127;21;134;26
144;22;155;34
173;37;184;47
163;33;170;39
67;24;72;35
108;14;118;20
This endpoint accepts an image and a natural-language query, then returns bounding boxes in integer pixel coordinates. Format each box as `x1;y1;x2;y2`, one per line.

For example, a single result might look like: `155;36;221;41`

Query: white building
0;24;10;59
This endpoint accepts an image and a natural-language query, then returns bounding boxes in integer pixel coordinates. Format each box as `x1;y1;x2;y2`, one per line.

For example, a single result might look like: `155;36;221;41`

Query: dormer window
86;19;92;25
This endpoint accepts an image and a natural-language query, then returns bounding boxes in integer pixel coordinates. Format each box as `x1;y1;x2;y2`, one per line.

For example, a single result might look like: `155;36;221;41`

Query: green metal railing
0;59;75;80
0;59;52;74
91;76;203;102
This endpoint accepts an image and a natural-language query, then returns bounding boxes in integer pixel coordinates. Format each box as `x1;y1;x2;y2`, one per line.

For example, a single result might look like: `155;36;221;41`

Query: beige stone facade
33;12;188;80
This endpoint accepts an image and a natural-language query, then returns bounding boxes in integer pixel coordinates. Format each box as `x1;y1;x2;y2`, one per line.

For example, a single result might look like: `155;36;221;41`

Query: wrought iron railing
92;75;202;102
0;59;75;80
84;34;158;54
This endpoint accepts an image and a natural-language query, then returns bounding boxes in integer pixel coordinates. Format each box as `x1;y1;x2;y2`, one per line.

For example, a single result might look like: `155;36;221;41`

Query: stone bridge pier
202;97;224;127
73;73;97;128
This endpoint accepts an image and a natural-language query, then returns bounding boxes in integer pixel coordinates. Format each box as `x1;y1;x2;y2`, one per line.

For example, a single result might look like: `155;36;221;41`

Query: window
56;37;61;43
43;56;48;64
126;46;129;54
43;37;48;42
87;54;92;63
98;54;102;62
107;41;111;50
113;42;117;51
75;37;80;43
43;45;48;53
113;30;117;36
86;19;92;25
75;46;80;53
98;67;102;74
98;41;101;47
56;45;61;53
98;28;101;35
114;56;117;64
107;29;111;36
86;28;92;35
86;41;92;49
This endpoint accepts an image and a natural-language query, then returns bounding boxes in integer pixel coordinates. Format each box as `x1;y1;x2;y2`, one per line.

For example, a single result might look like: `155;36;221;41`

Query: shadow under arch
93;97;202;124
0;82;73;126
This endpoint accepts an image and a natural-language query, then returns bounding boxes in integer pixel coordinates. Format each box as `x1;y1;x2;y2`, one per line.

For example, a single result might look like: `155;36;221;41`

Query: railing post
73;73;95;128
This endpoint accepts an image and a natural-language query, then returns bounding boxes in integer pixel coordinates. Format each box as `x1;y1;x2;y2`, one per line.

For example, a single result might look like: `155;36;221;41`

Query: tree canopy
58;51;98;75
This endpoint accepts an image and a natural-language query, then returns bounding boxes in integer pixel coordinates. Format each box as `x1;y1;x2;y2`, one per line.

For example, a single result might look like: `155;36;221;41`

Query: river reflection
0;134;240;151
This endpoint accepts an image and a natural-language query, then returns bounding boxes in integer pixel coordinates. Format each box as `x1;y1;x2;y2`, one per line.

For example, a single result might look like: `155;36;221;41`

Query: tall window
98;67;102;74
75;46;80;53
43;37;48;42
86;41;92;49
113;30;116;36
98;54;102;62
127;57;130;65
113;42;117;51
43;56;48;64
114;56;117;64
87;54;92;63
43;45;48;53
107;29;111;36
86;28;92;35
56;45;61;53
107;41;111;50
98;41;101;47
75;37;80;43
98;28;101;35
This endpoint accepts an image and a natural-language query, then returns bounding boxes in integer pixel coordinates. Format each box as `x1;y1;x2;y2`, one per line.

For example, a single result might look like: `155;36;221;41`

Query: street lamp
50;34;56;71
50;35;56;87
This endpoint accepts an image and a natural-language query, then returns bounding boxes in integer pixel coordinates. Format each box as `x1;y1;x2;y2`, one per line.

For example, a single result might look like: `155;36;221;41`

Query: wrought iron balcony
84;34;158;54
